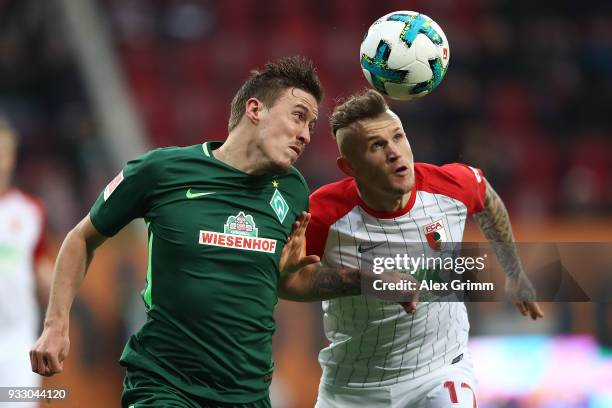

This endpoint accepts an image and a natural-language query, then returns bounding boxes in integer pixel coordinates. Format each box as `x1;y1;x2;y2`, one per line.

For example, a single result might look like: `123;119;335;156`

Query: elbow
63;226;84;248
62;224;98;263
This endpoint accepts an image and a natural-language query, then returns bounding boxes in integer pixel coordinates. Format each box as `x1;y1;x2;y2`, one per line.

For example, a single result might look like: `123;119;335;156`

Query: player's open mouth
288;146;301;156
394;165;409;176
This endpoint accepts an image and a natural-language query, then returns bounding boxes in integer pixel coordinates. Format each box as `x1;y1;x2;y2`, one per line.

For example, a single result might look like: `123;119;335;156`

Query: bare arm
473;179;543;320
473;179;521;276
278;263;362;301
30;214;107;376
278;212;417;312
34;255;53;306
277;212;360;301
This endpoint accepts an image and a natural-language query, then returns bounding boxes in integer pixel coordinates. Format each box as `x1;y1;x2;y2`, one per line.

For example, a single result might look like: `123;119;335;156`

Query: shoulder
126;145;201;176
3;189;46;221
309;178;359;224
15;189;44;211
286;166;310;196
138;145;197;164
415;162;483;188
306;178;359;257
415;162;485;213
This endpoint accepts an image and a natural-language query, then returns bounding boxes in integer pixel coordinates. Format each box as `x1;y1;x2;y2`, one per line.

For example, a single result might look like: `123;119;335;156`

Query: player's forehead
275;87;319;119
354;110;404;138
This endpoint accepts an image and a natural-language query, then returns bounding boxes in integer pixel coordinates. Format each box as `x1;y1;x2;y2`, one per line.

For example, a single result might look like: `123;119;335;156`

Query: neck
0;179;10;195
213;128;267;175
356;182;411;213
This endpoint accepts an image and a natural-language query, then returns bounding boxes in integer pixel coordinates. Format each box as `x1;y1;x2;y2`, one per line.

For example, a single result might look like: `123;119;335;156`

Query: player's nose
386;145;401;162
296;126;311;145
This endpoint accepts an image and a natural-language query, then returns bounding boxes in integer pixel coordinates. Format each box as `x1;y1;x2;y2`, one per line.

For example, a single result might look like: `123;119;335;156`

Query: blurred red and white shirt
0;188;46;387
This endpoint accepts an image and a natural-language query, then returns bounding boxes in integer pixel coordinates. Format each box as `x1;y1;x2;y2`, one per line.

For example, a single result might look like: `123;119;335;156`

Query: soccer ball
360;11;450;101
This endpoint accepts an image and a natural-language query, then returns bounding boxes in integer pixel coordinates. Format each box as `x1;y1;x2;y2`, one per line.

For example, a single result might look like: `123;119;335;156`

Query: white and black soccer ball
360;11;450;101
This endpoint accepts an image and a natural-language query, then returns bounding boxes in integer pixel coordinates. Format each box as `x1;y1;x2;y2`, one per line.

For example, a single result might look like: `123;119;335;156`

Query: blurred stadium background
1;0;611;406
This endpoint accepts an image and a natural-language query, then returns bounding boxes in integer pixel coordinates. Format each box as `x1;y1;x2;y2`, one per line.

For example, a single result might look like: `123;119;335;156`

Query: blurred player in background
284;90;543;407
0;117;52;407
30;56;323;408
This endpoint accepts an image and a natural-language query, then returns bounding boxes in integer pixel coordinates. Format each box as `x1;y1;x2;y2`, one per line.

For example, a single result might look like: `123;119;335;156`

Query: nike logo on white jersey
358;242;385;253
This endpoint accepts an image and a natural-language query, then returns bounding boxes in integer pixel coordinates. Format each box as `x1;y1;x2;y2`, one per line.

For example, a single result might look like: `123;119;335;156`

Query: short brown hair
330;89;389;137
228;56;324;132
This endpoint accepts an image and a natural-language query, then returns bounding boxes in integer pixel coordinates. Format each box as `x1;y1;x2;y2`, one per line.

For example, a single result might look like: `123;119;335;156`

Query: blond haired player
279;89;543;407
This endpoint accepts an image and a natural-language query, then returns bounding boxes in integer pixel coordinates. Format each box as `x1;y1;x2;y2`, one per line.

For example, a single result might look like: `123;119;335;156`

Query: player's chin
387;173;414;186
389;178;413;195
269;158;293;175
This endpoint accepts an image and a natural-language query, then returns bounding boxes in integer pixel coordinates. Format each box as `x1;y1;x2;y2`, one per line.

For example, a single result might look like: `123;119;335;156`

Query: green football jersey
90;141;309;403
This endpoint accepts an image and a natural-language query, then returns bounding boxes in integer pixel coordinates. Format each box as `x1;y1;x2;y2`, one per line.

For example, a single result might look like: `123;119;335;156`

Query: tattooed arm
473;179;522;277
276;212;360;301
278;263;417;315
278;264;362;301
278;212;417;312
473;179;544;320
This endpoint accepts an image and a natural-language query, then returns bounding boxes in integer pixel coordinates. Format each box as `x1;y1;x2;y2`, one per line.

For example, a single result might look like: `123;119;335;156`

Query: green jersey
90;142;309;403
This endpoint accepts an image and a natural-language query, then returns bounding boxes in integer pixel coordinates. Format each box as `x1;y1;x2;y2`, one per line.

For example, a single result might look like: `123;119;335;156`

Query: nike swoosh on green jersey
186;189;216;199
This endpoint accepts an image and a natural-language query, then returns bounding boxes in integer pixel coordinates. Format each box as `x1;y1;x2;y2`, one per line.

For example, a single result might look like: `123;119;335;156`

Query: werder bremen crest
269;189;289;223
224;212;258;237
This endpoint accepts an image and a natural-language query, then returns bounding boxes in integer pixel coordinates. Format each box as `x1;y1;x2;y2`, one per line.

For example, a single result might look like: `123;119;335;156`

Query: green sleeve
90;150;159;237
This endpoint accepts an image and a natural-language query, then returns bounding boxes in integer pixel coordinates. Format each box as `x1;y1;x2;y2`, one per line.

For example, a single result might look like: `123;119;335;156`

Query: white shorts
316;354;477;408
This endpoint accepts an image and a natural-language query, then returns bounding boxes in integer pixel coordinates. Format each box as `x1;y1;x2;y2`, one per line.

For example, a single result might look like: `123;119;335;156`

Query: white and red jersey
306;163;485;388
0;188;46;358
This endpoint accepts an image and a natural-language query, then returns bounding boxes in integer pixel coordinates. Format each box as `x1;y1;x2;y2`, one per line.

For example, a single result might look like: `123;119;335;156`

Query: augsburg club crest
224;212;258;237
423;219;447;251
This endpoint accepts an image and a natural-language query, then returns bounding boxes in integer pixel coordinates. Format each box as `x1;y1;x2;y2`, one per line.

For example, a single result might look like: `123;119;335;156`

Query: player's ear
245;98;264;124
337;156;355;177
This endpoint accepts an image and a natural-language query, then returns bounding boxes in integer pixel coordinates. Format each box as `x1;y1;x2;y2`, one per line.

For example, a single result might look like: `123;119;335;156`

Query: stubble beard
266;154;293;175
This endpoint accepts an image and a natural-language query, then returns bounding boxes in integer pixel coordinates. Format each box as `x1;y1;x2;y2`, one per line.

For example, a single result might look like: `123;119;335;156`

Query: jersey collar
202;141;276;183
354;178;418;219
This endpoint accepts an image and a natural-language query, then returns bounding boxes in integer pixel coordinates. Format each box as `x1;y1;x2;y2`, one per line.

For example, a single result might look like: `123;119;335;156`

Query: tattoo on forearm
474;180;522;278
310;267;362;299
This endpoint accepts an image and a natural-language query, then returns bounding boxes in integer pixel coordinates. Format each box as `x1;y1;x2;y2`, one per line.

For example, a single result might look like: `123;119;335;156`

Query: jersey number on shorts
443;381;477;407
